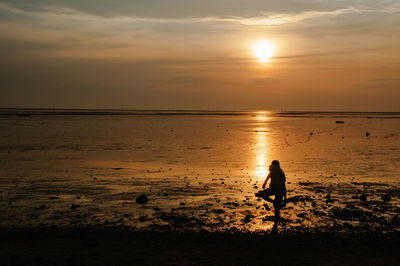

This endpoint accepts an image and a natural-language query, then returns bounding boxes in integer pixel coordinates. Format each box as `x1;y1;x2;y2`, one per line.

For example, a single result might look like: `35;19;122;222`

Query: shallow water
0;110;399;231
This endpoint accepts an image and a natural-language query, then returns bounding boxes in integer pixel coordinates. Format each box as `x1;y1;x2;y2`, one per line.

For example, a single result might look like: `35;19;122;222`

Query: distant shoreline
1;108;400;118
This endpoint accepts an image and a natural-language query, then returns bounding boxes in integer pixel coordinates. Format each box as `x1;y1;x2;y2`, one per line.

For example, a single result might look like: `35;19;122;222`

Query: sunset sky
1;0;399;111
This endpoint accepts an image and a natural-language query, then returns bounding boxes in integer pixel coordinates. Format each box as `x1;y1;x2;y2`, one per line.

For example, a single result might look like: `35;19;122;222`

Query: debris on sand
243;214;254;223
330;207;378;222
326;194;331;200
34;205;47;211
312;210;326;216
366;132;370;137
136;194;149;204
381;194;391;202
285;195;312;203
360;194;367;202
297;213;307;218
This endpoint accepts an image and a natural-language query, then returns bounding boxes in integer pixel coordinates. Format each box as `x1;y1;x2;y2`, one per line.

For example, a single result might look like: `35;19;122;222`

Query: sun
252;39;275;62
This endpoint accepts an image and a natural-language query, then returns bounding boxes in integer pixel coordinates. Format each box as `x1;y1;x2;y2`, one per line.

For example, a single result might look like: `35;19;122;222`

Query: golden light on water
254;112;271;179
252;39;275;62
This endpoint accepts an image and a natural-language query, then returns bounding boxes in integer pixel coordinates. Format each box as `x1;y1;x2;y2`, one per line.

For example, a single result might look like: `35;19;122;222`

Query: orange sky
0;1;399;111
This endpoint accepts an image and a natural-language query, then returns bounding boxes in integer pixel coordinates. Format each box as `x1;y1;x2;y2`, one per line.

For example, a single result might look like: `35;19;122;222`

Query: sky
0;0;399;111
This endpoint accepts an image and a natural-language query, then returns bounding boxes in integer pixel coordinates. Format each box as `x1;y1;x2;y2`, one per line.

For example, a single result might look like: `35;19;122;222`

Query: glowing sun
252;40;275;62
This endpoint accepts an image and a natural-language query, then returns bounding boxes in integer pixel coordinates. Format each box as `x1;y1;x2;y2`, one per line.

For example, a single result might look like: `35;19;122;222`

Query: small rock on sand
243;214;253;223
35;205;47;211
381;194;391;202
136;194;149;204
326;194;331;200
360;194;367;202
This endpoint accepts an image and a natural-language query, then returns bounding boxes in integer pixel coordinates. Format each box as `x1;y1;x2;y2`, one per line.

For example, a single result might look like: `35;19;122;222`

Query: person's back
268;164;286;190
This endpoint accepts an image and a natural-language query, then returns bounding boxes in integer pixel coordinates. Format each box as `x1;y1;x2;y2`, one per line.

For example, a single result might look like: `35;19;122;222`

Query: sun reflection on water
254;112;271;179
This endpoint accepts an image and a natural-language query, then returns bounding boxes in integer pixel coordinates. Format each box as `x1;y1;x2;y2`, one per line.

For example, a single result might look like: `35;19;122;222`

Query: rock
313;210;326;216
163;193;168;196
71;204;80;210
214;209;225;214
335;121;344;124
297;213;307;218
381;194;391;202
138;216;146;222
153;207;161;211
366;132;370;137
35;205;47;211
360;194;367;202
326;194;331;200
243;214;253;223
123;214;131;217
49;196;58;200
330;207;373;221
311;202;317;207
136;194;149;204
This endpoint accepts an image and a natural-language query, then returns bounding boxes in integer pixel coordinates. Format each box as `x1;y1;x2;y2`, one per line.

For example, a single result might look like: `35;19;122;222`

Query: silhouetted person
255;160;287;227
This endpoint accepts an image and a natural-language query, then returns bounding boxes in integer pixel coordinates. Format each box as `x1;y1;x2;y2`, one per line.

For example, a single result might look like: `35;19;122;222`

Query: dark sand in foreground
1;227;399;265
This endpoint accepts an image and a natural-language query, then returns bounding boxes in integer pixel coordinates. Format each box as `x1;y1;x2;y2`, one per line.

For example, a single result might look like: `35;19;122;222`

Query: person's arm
262;173;271;189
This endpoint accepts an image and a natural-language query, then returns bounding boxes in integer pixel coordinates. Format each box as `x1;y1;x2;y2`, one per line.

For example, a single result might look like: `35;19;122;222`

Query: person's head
271;160;280;167
269;160;280;171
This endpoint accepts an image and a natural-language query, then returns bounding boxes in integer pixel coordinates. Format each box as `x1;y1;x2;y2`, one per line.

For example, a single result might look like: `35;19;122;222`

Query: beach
0;109;399;264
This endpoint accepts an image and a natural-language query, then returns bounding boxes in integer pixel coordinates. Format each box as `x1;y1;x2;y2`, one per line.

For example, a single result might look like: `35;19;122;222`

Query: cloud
1;1;399;27
0;0;347;19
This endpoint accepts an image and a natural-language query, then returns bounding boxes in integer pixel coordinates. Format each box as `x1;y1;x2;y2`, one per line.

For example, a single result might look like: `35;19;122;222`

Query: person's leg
273;192;284;221
255;188;275;203
273;193;284;210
